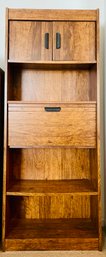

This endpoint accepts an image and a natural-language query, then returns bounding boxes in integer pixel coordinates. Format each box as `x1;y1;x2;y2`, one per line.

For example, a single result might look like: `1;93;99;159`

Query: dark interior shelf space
6;218;98;239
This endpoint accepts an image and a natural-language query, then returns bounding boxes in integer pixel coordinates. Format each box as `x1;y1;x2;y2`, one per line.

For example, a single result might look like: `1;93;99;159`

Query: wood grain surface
9;21;52;61
6;179;98;196
8;103;96;147
53;22;95;61
7;148;92;181
8;66;96;101
3;8;101;251
8;9;98;21
6;195;93;219
9;21;95;62
0;68;4;242
5;216;99;250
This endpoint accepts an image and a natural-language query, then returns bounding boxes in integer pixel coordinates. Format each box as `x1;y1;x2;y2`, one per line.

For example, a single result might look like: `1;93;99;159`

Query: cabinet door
9;21;52;61
8;103;96;148
53;22;95;61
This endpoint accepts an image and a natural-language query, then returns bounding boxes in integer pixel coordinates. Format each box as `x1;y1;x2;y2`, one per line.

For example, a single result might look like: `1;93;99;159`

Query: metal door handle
56;33;61;49
45;33;49;49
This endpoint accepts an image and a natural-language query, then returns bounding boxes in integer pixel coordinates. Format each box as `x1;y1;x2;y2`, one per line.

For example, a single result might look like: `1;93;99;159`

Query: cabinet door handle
45;33;49;49
56;32;61;49
44;107;61;112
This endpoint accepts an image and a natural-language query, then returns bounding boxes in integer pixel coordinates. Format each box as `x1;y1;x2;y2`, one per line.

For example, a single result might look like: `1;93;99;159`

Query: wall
0;0;105;224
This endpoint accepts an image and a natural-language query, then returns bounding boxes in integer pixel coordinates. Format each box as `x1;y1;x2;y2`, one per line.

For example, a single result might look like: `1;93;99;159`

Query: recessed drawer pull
44;107;61;112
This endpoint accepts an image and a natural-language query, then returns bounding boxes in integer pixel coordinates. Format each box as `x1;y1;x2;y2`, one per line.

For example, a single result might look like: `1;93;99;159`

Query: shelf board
8;60;97;69
8;101;97;105
6;179;98;196
5;218;99;250
8;60;97;64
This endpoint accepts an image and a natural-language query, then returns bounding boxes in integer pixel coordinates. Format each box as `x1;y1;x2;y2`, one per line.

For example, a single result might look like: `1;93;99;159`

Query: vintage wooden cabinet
2;9;101;250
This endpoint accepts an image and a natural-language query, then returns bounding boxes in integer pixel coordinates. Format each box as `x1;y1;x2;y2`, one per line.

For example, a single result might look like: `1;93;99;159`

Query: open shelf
7;148;98;186
6;218;98;239
5;218;98;250
8;60;97;69
6;179;98;196
8;63;97;102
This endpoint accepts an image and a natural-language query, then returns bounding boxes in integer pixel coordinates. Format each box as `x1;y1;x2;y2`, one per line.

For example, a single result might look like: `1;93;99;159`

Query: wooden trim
8;9;98;21
5;238;99;251
2;8;8;248
8;102;96;109
8;61;96;70
0;68;4;243
96;9;102;251
8;60;97;64
8;101;97;105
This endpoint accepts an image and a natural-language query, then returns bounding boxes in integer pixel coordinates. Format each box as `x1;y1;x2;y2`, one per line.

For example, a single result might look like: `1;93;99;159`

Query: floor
0;237;106;257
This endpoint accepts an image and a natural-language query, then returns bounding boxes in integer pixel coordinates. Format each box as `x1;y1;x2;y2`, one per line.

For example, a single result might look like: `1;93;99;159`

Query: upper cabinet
9;21;53;61
9;21;95;61
53;22;95;61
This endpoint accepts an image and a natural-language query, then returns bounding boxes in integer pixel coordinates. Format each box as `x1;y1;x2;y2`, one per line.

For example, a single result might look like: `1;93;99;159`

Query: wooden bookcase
2;9;102;251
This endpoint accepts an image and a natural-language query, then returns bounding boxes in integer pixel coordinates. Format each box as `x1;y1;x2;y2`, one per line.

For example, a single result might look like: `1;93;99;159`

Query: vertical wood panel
2;8;8;248
10;148;91;180
90;149;97;190
96;10;102;250
8;68;92;102
9;195;91;219
89;65;97;101
0;69;4;241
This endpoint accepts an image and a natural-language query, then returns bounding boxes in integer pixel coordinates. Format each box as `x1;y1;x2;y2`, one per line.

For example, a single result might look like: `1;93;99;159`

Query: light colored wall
0;0;105;223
